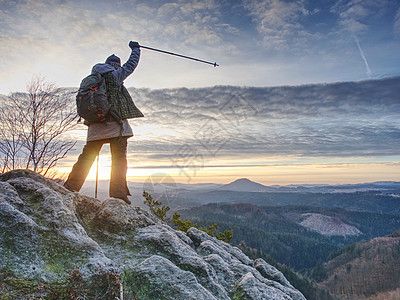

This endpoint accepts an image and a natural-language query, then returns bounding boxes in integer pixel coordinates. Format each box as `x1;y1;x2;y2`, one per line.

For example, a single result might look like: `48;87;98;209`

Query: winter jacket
86;47;143;142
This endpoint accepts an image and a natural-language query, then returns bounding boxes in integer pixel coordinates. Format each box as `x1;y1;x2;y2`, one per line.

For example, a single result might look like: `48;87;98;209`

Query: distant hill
219;178;268;192
314;234;400;300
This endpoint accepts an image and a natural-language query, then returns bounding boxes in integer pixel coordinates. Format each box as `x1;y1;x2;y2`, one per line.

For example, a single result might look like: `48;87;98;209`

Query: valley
81;178;400;300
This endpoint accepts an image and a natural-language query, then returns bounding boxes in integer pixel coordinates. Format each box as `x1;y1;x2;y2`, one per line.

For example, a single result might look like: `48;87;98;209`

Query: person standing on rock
64;41;143;205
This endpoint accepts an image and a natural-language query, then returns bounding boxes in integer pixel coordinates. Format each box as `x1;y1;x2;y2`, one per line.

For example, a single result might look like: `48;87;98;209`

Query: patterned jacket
104;72;143;120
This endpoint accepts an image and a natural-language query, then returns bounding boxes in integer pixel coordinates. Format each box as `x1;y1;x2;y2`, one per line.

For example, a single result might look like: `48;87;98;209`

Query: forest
175;200;400;300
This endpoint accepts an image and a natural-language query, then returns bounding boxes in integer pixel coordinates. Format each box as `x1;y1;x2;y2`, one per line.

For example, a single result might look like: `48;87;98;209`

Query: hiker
64;41;143;204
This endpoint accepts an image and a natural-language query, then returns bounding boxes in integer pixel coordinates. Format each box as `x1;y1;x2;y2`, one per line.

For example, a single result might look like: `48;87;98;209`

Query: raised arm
112;42;140;85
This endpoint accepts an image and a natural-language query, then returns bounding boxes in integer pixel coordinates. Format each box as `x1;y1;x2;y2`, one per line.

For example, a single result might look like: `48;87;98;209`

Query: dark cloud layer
126;76;400;163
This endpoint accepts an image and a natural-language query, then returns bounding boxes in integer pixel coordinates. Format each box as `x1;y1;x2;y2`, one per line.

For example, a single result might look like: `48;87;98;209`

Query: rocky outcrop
0;170;306;299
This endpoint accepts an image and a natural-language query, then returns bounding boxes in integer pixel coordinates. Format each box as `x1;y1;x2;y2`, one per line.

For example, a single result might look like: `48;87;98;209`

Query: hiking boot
114;195;131;205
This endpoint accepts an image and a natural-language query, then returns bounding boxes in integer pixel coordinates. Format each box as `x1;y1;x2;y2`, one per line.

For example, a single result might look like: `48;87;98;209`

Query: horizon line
83;178;400;186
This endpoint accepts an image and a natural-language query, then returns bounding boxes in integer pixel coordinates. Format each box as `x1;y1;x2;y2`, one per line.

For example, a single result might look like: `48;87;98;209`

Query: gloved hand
129;41;140;50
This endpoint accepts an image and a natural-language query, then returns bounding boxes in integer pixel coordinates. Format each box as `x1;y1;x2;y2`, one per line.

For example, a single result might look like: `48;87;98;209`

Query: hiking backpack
76;72;119;124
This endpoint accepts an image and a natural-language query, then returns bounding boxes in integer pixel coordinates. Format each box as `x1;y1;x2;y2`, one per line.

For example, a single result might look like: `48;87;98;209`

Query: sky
63;78;400;185
1;0;400;185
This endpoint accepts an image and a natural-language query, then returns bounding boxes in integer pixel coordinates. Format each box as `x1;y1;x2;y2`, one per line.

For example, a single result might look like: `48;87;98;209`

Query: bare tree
0;100;24;171
0;76;78;176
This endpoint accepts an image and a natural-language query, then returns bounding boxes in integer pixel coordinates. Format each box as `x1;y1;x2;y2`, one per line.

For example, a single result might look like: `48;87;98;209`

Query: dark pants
64;137;130;198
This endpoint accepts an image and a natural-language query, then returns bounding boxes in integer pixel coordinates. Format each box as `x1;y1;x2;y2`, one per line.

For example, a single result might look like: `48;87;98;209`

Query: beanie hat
105;54;121;69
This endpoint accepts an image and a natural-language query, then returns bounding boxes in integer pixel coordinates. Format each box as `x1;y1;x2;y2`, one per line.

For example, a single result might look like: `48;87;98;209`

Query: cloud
123;77;400;165
0;1;118;71
0;0;238;89
243;0;311;50
152;0;236;49
1;0;399;96
8;0;219;49
394;7;400;38
325;1;400;80
331;0;390;34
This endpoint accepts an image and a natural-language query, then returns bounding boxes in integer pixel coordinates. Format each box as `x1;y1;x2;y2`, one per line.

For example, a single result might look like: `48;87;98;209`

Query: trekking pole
95;154;99;198
140;45;219;67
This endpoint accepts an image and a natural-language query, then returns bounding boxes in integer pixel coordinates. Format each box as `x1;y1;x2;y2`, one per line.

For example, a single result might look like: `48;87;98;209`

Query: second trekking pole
95;154;99;198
